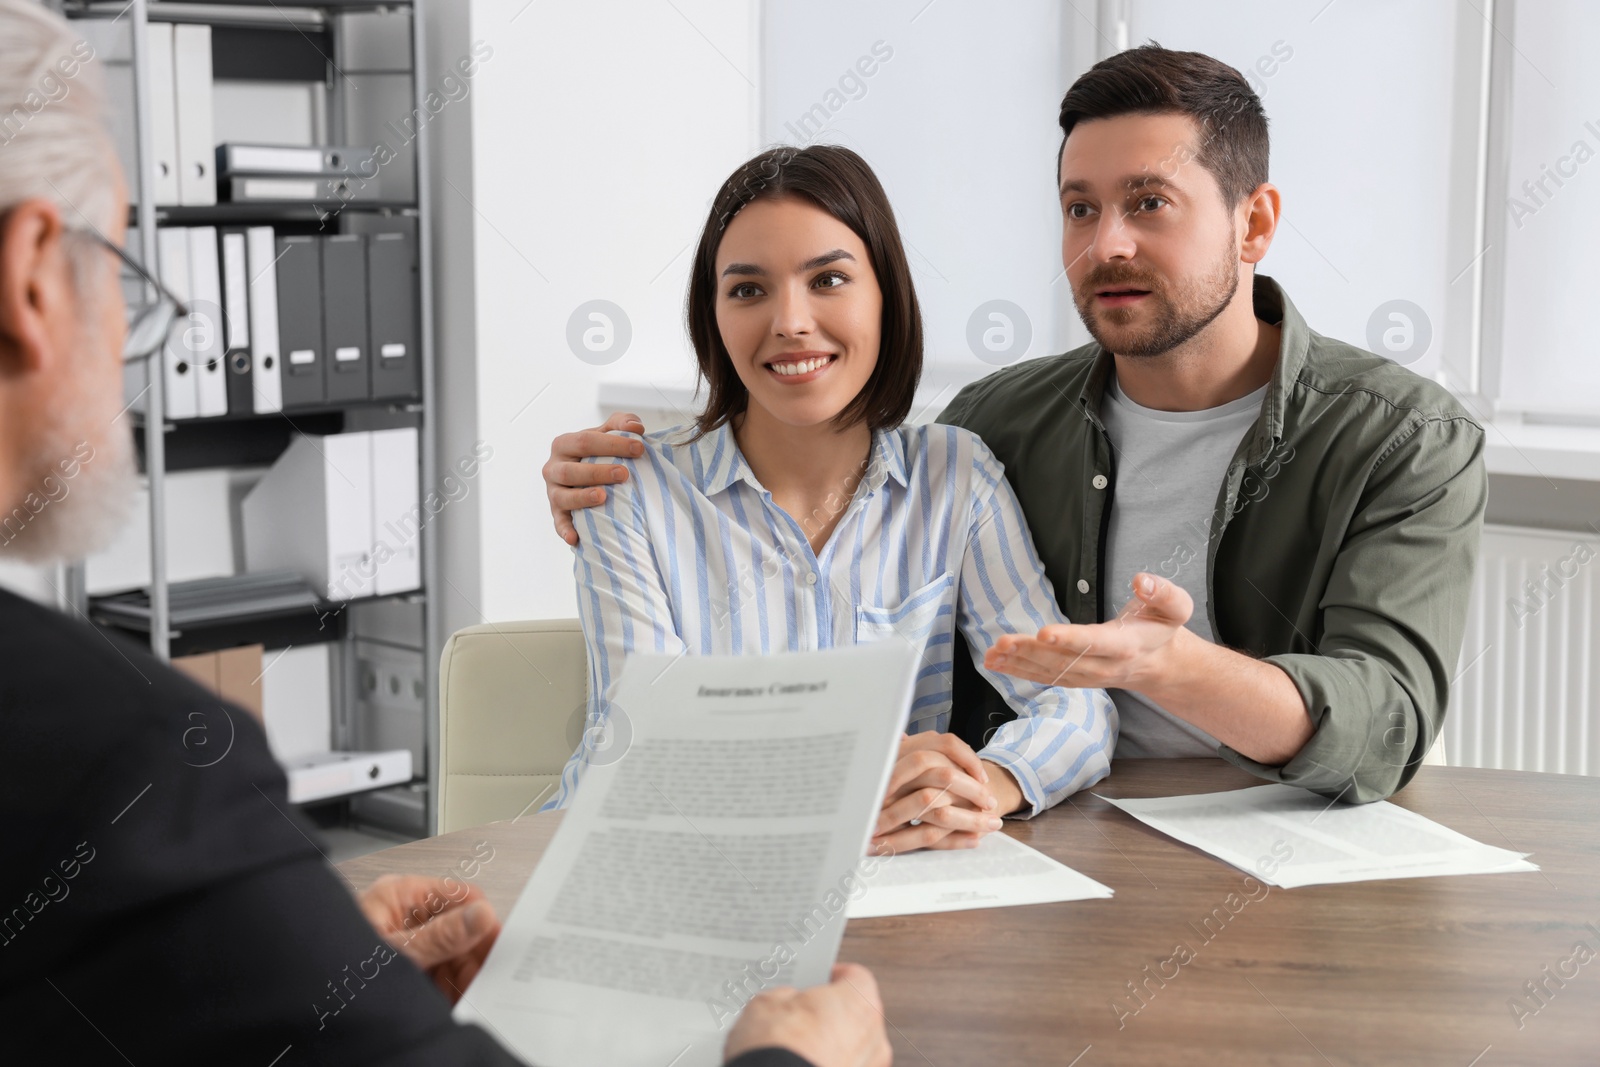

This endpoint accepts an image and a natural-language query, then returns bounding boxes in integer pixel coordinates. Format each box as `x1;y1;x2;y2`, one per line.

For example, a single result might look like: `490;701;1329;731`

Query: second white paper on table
1100;783;1538;888
847;831;1111;918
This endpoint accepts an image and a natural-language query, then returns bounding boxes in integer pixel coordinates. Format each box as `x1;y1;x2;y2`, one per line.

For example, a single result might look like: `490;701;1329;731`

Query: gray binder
276;235;325;409
322;234;370;403
367;231;420;400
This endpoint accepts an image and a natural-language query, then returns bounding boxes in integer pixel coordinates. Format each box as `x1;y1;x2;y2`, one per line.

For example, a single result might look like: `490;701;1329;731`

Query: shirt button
1076;579;1090;594
1092;474;1108;490
806;572;818;586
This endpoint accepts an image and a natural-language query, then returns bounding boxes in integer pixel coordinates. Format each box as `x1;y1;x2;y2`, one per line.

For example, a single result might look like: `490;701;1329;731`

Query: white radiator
1446;524;1599;774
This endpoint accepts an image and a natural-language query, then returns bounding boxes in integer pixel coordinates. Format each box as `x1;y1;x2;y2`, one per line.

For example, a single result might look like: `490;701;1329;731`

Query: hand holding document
1101;783;1539;889
455;643;919;1067
847;832;1111;918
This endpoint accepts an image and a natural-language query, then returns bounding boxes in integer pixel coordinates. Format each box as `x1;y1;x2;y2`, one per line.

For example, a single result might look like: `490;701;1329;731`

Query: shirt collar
1075;273;1307;463
688;421;911;497
687;422;749;496
871;426;912;490
1250;274;1310;461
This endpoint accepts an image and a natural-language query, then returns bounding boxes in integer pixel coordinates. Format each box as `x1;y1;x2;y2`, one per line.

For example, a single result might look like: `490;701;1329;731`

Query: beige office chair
437;619;588;833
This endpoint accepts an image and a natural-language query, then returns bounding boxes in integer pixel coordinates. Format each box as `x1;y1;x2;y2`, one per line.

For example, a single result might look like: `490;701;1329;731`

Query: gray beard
0;316;138;566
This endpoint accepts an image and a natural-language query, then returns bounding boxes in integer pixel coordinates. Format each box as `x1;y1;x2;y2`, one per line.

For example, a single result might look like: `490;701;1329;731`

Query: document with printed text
455;642;919;1067
1100;783;1539;888
847;831;1112;918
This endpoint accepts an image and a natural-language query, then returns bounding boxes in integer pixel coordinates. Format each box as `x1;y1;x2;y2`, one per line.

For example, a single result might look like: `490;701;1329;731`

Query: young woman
545;146;1115;849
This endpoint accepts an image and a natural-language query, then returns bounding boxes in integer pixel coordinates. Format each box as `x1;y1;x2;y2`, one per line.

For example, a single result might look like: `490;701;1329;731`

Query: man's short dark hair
687;144;922;438
1058;43;1269;207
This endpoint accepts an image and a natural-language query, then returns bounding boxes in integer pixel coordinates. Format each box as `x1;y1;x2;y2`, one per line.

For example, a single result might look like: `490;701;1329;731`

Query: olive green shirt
939;275;1487;803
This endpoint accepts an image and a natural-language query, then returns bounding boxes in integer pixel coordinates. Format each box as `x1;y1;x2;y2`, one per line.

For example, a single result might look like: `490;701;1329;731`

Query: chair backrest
435;618;1446;831
437;619;587;833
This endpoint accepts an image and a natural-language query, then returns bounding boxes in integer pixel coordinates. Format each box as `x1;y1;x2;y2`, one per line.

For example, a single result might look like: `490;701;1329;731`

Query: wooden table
339;759;1600;1065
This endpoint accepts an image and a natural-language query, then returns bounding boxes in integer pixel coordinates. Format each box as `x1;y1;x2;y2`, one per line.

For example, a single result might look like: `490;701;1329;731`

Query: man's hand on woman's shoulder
543;411;647;545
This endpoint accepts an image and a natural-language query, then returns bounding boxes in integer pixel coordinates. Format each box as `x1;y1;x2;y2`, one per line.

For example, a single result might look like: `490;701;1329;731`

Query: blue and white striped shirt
545;421;1117;817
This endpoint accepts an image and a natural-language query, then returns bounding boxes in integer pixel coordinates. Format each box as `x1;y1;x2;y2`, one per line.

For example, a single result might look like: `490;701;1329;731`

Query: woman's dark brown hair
686;144;922;437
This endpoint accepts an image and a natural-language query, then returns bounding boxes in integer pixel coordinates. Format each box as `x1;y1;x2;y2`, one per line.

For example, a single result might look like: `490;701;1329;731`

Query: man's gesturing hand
543;411;646;546
984;572;1194;691
724;963;892;1067
871;732;1011;853
357;874;500;1004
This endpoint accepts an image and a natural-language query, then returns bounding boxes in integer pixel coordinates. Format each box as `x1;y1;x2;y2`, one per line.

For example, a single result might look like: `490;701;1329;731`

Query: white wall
1493;1;1600;419
761;0;1085;374
1127;0;1463;383
436;0;759;627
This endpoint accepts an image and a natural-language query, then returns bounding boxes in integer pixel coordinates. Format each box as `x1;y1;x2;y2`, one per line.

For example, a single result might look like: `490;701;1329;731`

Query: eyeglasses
78;228;190;364
0;206;190;363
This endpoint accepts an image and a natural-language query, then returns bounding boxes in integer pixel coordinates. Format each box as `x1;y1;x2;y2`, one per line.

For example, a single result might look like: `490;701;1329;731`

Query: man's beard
0;298;138;565
1074;240;1240;359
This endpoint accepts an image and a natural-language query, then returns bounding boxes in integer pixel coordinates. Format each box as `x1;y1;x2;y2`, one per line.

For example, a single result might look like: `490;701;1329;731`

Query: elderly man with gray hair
0;5;889;1065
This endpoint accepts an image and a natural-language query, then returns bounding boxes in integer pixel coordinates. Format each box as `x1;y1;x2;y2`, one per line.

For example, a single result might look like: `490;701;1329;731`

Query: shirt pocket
854;572;957;651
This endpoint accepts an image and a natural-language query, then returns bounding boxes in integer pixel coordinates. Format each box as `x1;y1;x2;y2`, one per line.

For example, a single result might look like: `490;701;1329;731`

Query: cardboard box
172;644;265;721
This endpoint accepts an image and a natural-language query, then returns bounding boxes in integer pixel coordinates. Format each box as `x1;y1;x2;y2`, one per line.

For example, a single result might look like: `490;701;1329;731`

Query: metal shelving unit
63;0;444;835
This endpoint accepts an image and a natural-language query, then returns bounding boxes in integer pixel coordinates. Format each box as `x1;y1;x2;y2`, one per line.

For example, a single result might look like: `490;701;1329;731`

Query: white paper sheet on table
846;831;1112;917
1099;783;1539;889
454;643;919;1067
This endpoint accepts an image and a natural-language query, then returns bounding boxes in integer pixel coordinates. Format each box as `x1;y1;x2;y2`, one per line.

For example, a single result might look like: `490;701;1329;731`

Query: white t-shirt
1100;375;1268;758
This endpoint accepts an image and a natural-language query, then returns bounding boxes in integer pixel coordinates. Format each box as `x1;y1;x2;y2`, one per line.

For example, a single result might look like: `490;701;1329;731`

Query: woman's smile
763;350;839;382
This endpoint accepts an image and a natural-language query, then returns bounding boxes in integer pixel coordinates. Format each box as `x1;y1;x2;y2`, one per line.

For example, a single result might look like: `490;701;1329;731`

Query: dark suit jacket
0;589;811;1067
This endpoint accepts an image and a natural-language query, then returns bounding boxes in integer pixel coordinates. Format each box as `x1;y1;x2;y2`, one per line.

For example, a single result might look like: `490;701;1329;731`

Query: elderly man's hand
725;963;892;1067
357;874;500;1003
